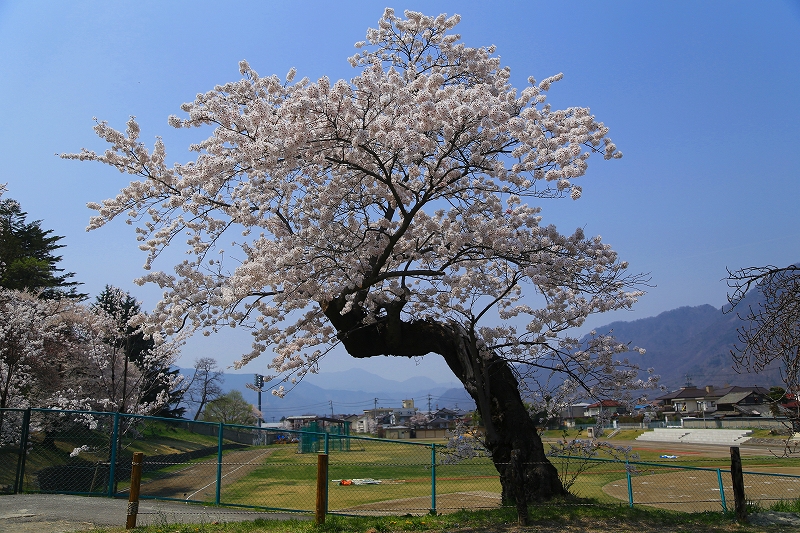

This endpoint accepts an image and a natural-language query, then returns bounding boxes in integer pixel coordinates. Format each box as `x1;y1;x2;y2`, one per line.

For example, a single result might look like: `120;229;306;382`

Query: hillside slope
592;288;781;390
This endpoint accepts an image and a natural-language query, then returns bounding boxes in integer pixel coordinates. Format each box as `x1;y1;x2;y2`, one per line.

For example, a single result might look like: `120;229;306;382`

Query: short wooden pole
730;446;746;522
126;452;144;529
315;453;329;525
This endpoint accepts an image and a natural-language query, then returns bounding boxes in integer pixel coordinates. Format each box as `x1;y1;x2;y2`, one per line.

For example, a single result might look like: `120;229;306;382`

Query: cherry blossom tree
57;289;184;416
0;289;73;412
409;410;429;427
0;184;7;283
0;288;87;448
63;9;655;506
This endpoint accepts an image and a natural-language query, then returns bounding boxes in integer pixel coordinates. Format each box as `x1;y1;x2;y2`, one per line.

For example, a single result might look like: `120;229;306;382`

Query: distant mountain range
184;287;782;418
181;367;474;421
585;287;780;392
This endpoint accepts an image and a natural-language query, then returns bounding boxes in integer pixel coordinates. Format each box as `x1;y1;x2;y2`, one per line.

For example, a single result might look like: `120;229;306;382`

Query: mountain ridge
587;289;780;391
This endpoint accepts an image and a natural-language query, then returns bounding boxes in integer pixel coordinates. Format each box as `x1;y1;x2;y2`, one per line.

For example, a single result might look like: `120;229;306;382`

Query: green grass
541;428;649;441
768;497;800;513
121;423;221;454
76;502;776;533
218;435;800;512
222;441;503;511
610;429;648;440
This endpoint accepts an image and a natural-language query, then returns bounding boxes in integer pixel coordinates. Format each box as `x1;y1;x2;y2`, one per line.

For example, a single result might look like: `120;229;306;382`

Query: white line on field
185;449;273;501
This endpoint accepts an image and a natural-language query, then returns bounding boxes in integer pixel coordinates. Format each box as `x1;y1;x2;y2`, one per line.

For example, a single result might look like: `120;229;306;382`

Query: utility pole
254;374;264;427
329;400;334;418
427;394;432;415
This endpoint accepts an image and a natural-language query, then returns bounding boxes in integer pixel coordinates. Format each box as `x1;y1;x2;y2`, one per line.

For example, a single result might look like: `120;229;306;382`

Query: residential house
656;385;771;417
584;400;627;417
715;390;772;417
656;386;720;415
425;417;452;429
390;399;419;425
353;400;420;433
432;407;469;422
561;402;590;420
560;402;591;426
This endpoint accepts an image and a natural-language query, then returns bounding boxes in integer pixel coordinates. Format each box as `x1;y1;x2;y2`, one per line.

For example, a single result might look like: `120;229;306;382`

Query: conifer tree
0;189;84;299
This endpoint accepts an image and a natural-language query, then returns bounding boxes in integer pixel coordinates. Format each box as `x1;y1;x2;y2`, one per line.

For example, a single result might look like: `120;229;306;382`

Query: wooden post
315;453;328;525
126;452;144;529
730;446;746;522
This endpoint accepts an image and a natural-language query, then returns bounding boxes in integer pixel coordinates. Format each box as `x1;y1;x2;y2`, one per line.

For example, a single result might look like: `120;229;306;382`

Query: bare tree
726;264;800;440
181;357;224;420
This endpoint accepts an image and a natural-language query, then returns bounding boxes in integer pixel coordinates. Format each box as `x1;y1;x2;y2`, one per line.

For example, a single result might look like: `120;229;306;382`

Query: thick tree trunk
322;300;566;504
437;323;565;504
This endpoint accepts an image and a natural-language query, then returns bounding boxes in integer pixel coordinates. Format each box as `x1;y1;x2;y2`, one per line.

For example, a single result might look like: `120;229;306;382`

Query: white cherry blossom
63;9;651;504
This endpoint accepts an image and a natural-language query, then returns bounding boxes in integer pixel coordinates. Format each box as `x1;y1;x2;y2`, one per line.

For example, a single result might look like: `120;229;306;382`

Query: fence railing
2;407;800;516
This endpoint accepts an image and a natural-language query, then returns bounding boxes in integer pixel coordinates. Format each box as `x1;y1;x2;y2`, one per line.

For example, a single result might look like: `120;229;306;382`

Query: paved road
0;494;309;533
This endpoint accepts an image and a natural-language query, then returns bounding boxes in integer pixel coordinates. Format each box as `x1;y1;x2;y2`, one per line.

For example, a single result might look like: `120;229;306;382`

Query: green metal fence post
216;422;224;505
324;432;330;513
626;460;633;508
107;412;120;497
14;408;31;493
717;468;728;512
430;444;437;515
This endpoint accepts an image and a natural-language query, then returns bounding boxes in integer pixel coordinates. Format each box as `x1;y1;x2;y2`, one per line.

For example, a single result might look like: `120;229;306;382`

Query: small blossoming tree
0;288;74;440
63;9;656;505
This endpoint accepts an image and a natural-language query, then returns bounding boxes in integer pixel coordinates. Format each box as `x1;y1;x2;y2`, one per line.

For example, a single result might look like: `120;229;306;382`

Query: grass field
218;439;640;512
76;502;794;533
8;416;800;517
203;432;800;514
220;439;502;512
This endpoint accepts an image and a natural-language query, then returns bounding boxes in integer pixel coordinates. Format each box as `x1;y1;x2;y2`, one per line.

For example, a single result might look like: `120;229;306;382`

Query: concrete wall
413;428;448;439
682;417;789;430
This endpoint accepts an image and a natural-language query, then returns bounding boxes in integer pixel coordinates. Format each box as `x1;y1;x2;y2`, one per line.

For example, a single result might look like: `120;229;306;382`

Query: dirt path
135;447;273;502
603;466;800;512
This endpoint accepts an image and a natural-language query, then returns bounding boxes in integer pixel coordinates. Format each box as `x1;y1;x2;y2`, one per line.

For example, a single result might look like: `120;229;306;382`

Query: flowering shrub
547;430;641;492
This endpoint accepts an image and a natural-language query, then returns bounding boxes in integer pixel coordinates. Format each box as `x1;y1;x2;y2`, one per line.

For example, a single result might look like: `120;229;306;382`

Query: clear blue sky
1;1;798;381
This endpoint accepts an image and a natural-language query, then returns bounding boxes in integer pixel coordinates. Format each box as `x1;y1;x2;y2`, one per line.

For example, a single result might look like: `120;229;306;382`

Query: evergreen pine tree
0;195;84;299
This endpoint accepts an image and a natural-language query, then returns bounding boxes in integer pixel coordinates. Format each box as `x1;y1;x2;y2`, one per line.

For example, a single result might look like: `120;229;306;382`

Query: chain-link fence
2;408;800;516
547;453;800;513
